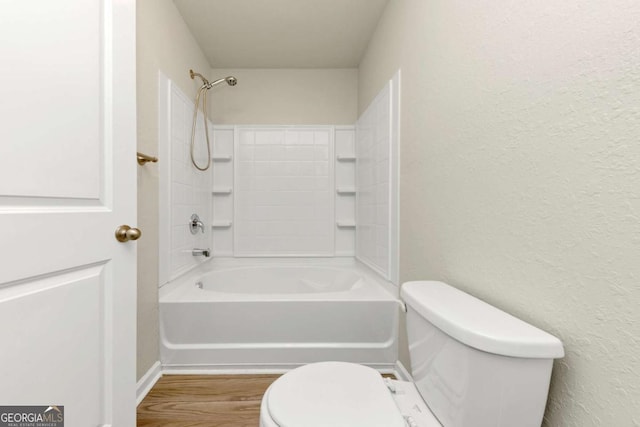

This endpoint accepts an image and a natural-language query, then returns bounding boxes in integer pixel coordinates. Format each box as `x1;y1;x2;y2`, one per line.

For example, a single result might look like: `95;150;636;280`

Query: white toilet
259;281;564;427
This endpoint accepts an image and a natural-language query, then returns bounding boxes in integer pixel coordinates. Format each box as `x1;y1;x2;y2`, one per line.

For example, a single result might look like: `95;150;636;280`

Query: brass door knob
115;225;142;242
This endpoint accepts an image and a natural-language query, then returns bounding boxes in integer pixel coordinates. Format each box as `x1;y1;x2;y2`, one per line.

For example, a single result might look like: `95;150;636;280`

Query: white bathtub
159;258;400;372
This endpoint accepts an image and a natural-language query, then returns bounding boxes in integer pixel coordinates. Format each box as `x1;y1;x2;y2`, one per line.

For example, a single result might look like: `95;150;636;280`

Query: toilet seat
263;362;406;427
260;361;443;427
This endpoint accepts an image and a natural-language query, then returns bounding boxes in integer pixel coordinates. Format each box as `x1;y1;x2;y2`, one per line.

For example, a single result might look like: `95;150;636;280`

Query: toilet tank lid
401;281;564;359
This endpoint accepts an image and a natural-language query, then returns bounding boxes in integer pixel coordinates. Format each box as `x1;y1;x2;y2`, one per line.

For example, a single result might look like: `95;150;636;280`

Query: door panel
0;264;109;425
0;1;136;426
0;1;103;199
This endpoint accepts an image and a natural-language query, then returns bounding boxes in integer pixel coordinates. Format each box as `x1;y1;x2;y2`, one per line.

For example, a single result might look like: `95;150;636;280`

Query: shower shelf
212;155;232;161
336;155;356;161
212;187;232;195
211;221;232;228
336;221;356;228
336;187;356;195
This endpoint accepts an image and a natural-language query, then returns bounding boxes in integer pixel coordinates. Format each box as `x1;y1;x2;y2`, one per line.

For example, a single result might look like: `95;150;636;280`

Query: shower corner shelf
336;155;356;162
336;221;356;228
212;155;232;162
211;221;232;228
336;187;356;195
212;187;233;195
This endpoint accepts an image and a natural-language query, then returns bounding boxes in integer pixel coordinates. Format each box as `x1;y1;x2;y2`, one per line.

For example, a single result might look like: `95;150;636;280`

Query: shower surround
157;72;400;371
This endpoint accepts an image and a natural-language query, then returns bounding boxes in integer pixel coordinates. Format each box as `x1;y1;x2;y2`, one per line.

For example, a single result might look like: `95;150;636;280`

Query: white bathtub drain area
159;259;399;371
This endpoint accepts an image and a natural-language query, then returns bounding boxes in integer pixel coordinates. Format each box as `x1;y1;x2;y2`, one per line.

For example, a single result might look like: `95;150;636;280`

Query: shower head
206;76;238;89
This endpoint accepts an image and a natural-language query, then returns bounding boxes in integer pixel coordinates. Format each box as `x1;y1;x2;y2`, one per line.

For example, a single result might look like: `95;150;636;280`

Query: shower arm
190;69;210;87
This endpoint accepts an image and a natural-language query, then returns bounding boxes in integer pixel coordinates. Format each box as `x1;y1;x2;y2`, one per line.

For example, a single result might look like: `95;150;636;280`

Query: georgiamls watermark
0;406;64;427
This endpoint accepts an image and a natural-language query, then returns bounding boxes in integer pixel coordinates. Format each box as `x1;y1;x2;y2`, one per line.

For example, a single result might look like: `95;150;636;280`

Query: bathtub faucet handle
190;213;205;234
192;248;210;257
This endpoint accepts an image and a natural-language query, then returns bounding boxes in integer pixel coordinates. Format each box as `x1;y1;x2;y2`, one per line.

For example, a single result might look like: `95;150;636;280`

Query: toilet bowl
259;281;564;427
259;361;440;427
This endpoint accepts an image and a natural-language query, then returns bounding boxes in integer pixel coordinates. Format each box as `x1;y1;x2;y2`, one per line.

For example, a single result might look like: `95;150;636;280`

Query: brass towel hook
137;152;158;165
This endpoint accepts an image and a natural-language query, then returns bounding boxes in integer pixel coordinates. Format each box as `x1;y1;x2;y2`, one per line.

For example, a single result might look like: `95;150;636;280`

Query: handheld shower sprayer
206;76;238;89
189;69;238;171
189;69;236;89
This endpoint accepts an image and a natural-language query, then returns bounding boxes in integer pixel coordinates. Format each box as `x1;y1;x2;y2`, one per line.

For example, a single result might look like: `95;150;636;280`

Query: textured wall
208;68;358;125
359;0;640;425
136;0;211;381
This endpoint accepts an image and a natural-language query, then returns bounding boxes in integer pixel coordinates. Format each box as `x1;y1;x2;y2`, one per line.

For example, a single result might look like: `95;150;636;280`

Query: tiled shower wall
164;82;211;281
234;127;335;256
211;126;357;257
356;74;399;283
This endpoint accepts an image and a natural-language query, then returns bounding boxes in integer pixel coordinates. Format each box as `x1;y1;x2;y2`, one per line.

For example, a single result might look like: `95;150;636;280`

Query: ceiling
173;0;389;68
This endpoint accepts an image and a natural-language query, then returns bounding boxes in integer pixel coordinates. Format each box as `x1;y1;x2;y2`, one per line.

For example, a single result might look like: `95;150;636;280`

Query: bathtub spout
192;248;210;257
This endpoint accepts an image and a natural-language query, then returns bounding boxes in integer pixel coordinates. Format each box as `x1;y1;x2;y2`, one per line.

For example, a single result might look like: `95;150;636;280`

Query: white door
0;1;137;426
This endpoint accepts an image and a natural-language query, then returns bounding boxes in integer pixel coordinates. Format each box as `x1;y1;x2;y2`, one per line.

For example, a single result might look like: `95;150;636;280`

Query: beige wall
209;68;358;124
359;0;640;425
136;0;211;380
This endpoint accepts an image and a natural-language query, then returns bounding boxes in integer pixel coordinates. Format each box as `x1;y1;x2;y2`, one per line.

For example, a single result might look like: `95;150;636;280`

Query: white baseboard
393;360;413;381
136;361;162;406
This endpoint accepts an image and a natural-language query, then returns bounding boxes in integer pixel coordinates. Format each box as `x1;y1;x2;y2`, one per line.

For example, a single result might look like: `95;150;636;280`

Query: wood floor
137;372;396;426
137;374;281;427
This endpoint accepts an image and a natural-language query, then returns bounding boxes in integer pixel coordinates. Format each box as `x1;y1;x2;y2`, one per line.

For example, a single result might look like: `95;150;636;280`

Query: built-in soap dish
212;155;232;161
212;187;232;195
336;221;356;228
211;221;232;228
336;187;356;195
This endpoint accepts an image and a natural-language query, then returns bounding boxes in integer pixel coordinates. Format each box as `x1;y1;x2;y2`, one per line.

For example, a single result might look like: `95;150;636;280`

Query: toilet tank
401;281;564;427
